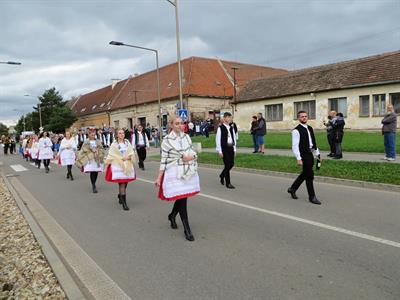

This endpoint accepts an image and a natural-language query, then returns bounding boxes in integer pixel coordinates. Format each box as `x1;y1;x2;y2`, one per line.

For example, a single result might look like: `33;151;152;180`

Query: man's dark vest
295;124;317;156
135;131;147;147
220;124;235;148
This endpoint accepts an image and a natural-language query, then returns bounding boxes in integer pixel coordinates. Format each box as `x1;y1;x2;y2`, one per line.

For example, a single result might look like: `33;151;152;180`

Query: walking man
216;112;236;189
287;111;321;205
382;104;397;161
132;124;150;170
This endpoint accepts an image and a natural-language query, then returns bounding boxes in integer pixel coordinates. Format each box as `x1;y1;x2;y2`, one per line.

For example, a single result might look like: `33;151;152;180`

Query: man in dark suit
216;112;236;189
287;111;321;205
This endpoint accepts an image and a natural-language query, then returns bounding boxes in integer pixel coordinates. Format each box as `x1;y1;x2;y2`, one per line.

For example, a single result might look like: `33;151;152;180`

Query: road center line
136;177;400;249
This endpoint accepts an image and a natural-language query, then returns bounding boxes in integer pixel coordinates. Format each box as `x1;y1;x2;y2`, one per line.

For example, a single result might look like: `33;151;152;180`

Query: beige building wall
234;83;400;131
110;97;231;128
71;112;109;130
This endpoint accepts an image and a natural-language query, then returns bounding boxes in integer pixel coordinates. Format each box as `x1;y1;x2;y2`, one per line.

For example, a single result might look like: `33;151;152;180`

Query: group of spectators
0;135;16;155
250;113;267;154
323;111;345;159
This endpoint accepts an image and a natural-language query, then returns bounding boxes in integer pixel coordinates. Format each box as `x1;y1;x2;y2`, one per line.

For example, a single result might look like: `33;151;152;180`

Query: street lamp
0;61;22;65
166;0;183;110
109;41;162;144
24;94;42;131
231;66;239;113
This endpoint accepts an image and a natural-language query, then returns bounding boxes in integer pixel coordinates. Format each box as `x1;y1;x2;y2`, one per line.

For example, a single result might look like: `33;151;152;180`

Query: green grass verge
197;152;400;185
191;131;400;154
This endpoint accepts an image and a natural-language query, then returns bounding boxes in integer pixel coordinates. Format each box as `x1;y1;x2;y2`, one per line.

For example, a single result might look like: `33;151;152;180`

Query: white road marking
137;177;400;249
10;164;28;172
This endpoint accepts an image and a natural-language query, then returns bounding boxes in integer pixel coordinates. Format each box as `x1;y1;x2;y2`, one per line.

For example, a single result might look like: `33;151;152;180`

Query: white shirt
216;123;237;154
118;142;128;156
292;123;320;160
188;122;194;130
89;140;97;149
132;131;149;148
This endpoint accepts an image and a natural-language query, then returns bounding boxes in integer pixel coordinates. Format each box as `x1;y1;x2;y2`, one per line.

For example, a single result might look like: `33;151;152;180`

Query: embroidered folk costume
38;134;53;173
105;137;136;211
156;122;200;242
76;136;105;193
59;135;77;180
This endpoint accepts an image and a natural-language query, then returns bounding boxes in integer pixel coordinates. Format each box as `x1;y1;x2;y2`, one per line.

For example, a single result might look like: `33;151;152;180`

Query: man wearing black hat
216;112;236;189
287;111;321;205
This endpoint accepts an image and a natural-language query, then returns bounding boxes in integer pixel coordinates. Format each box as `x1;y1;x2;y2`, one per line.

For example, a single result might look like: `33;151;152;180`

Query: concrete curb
197;163;400;193
1;173;86;300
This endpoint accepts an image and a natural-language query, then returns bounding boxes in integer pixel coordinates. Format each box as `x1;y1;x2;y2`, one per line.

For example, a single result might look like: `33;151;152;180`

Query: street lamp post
166;0;183;110
109;41;163;144
0;61;22;65
231;66;239;114
24;94;42;130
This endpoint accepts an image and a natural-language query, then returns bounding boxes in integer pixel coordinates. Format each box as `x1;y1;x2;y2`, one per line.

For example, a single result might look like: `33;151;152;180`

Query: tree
46;106;77;133
0;123;8;136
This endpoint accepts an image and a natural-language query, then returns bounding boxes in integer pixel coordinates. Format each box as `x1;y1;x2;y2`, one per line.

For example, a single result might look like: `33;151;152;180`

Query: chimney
111;78;121;90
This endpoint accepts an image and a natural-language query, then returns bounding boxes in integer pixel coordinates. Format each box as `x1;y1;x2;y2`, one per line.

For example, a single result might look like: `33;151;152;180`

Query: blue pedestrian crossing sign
178;109;189;120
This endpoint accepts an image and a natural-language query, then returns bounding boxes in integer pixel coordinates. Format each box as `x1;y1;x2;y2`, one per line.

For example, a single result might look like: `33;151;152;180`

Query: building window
265;104;283;121
329;97;347;117
373;94;386;116
294;100;316;119
359;95;370;117
390;92;400;114
80;107;86;112
127;118;133;129
114;120;119;128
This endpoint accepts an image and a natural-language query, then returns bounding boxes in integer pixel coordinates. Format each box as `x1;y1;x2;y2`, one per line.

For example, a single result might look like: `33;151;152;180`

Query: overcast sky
0;0;399;126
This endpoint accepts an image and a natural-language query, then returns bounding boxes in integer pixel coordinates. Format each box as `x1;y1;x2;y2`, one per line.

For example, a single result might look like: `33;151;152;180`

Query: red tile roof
73;56;288;116
236;50;400;103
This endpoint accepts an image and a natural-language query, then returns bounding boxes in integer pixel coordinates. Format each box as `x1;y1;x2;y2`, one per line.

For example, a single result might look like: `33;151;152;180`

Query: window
80;107;86;112
329;97;347;117
294;100;316;119
390;92;400;114
373;94;386;116
92;105;97;110
265;104;283;121
359;95;370;117
114;120;119;128
100;103;105;108
127;118;133;129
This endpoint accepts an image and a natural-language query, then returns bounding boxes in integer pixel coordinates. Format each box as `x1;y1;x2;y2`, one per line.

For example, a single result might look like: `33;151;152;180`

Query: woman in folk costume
30;135;40;167
155;117;200;242
76;128;105;193
58;131;77;181
38;131;53;173
24;136;32;161
105;129;136;211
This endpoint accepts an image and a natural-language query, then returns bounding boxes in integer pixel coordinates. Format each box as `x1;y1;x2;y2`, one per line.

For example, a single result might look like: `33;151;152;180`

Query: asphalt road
1;153;399;300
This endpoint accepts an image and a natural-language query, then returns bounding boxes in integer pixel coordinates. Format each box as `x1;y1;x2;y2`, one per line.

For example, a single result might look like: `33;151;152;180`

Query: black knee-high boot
168;201;179;229
178;198;194;241
120;195;129;211
90;172;98;193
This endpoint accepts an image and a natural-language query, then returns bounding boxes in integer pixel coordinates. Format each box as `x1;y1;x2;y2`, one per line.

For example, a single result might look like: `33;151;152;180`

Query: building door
127;118;133;130
138;117;146;127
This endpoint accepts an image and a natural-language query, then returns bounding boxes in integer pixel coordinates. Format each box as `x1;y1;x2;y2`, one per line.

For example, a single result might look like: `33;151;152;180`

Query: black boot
70;173;74;181
118;194;122;204
168;212;178;229
92;184;98;193
120;195;130;211
67;172;70;179
182;219;194;241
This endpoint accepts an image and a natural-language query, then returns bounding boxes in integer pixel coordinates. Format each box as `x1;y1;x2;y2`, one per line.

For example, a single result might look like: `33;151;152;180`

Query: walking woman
38;131;53;173
155;117;200;242
76;128;105;193
30;135;40;167
105;129;136;211
58;131;77;180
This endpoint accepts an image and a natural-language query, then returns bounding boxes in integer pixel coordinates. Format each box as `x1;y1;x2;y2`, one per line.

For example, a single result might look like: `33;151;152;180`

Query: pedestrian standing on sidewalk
132;124;150;171
332;112;345;159
76;128;105;193
216;112;237;189
255;112;266;154
58;131;77;181
155;117;200;242
287;111;321;205
250;115;259;153
105;129;136;211
381;104;397;161
38;131;53;174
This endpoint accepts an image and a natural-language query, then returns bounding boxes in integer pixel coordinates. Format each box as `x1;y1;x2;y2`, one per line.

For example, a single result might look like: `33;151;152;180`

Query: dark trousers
220;146;235;185
43;159;50;169
291;152;315;199
3;144;9;155
327;134;335;154
252;134;258;152
136;146;147;169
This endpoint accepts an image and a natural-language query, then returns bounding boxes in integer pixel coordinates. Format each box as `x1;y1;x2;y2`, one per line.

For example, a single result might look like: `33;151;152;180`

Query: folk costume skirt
59;149;76;166
105;164;136;183
83;160;104;173
158;165;200;201
38;147;54;160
